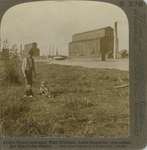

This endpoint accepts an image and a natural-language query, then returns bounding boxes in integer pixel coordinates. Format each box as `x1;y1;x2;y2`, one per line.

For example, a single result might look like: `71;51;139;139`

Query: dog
39;81;51;98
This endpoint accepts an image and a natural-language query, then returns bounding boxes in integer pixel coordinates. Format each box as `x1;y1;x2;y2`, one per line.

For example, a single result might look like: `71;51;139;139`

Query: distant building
23;42;40;57
1;48;9;60
69;26;114;61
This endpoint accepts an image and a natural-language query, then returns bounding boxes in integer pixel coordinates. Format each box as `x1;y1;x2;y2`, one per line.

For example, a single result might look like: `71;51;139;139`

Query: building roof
72;26;113;42
73;26;113;36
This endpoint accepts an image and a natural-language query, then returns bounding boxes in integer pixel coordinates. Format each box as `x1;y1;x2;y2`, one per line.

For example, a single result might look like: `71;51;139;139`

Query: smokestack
115;22;118;37
114;22;119;59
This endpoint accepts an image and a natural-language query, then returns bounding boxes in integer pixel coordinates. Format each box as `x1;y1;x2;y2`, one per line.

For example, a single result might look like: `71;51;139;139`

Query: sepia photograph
0;1;129;138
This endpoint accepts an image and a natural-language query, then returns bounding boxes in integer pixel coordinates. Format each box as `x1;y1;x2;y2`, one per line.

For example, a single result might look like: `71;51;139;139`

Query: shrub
119;49;129;58
3;54;22;85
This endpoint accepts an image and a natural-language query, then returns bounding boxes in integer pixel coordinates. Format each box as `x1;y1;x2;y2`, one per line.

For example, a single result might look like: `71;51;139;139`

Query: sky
1;1;129;56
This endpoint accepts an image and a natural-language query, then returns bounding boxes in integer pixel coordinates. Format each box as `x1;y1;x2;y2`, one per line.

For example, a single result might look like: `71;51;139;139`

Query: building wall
100;37;114;55
69;27;114;59
69;39;101;57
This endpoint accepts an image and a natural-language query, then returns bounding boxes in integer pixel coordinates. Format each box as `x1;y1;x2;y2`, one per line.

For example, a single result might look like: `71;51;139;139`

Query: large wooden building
23;42;40;57
69;26;114;61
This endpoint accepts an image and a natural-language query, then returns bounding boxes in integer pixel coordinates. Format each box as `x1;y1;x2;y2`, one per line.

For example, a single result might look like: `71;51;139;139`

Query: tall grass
0;62;129;137
3;54;22;85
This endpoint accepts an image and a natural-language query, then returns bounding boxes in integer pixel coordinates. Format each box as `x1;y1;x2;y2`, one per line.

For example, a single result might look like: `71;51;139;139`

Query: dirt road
36;58;129;71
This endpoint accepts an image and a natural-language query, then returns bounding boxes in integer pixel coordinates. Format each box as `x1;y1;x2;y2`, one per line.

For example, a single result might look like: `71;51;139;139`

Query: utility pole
56;47;59;56
48;44;50;57
114;22;119;60
20;43;23;58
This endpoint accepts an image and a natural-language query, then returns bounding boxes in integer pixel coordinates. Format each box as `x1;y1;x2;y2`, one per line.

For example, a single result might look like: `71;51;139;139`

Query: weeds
0;62;129;137
3;55;22;85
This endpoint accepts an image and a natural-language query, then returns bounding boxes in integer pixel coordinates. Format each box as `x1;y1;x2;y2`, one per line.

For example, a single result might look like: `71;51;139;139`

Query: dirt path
36;58;129;71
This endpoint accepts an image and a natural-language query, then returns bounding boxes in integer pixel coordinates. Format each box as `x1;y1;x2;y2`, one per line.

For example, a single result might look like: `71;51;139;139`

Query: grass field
0;62;129;137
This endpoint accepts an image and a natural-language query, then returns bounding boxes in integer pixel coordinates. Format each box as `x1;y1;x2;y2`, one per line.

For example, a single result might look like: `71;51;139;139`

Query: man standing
22;50;36;97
